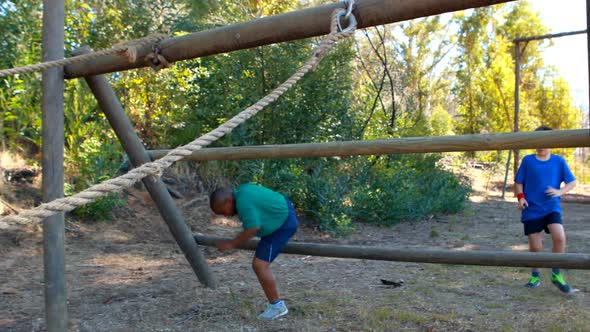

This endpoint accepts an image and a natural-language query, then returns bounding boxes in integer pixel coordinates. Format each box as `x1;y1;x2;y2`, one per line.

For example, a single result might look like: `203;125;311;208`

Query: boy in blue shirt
209;184;298;319
514;126;577;293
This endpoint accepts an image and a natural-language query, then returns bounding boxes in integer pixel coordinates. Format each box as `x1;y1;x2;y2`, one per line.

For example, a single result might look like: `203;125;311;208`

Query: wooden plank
64;0;515;78
194;235;590;269
75;47;217;288
147;129;590;162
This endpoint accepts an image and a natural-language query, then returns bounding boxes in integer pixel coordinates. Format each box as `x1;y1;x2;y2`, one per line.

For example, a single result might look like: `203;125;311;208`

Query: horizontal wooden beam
64;0;514;78
194;235;590;269
147;129;590;162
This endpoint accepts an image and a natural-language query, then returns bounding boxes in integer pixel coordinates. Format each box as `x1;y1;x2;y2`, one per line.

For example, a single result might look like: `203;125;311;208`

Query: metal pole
501;149;512;199
145;129;590;162
513;40;521;177
42;0;67;330
513;29;587;43
64;0;515;78
74;47;217;288
194;235;590;269
587;0;590;123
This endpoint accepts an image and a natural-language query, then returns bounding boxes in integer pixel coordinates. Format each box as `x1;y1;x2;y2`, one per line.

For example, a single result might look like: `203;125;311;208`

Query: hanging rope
0;34;169;78
1;6;357;224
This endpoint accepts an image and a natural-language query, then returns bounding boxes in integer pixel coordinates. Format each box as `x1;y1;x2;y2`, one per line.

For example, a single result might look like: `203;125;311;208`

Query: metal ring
337;9;357;33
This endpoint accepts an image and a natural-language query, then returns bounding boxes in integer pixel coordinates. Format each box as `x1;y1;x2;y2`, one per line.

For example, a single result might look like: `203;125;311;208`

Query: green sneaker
525;275;541;288
551;273;572;294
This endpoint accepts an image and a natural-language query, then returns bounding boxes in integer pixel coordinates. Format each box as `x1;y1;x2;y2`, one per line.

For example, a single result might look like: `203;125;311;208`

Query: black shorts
523;212;562;236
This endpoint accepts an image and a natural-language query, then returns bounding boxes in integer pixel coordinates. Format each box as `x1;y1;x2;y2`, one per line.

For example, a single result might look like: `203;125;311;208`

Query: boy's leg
527;232;543;272
547;222;572;293
253;199;298;319
252;257;279;303
526;232;543;287
547;223;566;254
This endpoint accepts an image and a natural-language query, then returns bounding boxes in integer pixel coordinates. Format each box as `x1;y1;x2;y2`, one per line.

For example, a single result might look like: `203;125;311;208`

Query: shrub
66;137;124;221
198;154;471;235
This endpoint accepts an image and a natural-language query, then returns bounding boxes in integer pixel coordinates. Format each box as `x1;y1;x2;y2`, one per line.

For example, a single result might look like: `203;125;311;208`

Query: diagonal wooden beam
75;47;217;288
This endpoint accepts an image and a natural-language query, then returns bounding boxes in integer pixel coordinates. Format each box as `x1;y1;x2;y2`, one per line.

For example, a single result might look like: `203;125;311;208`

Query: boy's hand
215;240;235;252
545;186;562;197
518;198;528;210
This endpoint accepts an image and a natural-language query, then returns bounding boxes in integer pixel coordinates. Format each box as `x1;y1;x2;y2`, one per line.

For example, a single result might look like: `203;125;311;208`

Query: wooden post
513;40;521;178
64;0;515;78
194;235;590;269
146;129;590;162
41;0;67;331
74;47;217;288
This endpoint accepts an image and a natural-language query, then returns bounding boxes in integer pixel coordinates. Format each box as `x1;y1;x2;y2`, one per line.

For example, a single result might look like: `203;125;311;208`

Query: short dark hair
535;125;552;131
209;187;233;212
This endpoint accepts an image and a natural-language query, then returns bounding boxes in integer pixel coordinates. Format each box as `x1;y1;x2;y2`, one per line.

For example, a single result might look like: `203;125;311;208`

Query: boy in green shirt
209;184;298;320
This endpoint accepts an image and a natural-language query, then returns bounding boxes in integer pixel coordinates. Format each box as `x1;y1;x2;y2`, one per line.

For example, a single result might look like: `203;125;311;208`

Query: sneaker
551;273;572;294
258;300;288;320
525;275;541;288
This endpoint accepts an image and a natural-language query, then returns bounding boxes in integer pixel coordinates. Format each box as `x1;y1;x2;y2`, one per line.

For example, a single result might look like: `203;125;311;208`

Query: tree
354;17;453;139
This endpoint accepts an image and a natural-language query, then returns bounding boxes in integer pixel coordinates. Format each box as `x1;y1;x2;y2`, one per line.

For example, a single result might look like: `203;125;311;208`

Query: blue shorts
255;198;298;263
523;212;562;236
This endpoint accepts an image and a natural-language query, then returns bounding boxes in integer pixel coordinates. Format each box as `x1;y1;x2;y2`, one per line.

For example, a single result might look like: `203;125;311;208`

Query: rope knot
146;44;171;71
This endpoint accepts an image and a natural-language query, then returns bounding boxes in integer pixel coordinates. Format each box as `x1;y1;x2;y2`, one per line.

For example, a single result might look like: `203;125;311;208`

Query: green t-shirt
234;184;288;237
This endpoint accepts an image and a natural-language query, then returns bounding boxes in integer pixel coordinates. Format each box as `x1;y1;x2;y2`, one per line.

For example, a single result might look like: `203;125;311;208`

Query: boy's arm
216;227;260;252
546;180;577;197
515;182;528;210
514;183;523;196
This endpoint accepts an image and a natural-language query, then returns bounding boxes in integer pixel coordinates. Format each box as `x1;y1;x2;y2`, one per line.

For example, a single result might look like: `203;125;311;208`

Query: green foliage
70;192;124;221
202;154;471;235
0;0;583;228
65;135;124;221
350;155;471;226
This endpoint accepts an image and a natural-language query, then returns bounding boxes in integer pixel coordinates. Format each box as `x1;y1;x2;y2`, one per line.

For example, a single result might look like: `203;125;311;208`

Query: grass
430;228;440;238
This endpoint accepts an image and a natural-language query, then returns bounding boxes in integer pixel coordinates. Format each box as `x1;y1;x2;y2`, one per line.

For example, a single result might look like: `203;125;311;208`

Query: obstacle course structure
2;0;589;331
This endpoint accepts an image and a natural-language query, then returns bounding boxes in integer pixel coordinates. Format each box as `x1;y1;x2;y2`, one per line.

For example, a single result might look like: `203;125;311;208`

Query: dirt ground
1;167;589;332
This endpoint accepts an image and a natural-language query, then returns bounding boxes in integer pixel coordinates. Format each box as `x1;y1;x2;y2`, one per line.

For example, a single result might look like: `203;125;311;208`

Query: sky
530;0;589;108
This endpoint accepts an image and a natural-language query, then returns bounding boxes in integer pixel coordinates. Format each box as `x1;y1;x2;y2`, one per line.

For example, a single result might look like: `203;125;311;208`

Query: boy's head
535;125;552;157
209;187;236;216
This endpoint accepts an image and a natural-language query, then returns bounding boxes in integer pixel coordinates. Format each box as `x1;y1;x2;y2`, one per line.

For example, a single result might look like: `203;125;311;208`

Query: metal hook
345;0;355;19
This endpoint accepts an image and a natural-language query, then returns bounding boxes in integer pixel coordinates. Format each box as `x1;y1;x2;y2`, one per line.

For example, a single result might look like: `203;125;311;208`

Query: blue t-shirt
514;154;575;222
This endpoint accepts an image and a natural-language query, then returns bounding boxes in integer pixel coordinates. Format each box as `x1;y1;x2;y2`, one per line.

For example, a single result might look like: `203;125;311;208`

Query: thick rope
1;8;356;224
0;34;169;78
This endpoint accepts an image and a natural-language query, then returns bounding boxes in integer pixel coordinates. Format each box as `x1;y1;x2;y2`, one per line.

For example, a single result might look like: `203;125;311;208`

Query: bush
66;137;125;221
210;154;471;235
351;155;471;225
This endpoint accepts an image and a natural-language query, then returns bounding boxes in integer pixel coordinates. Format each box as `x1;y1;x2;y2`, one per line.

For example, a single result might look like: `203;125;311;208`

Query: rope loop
0;33;169;77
